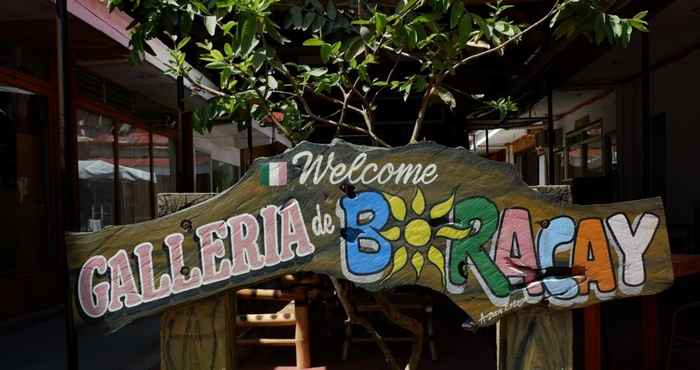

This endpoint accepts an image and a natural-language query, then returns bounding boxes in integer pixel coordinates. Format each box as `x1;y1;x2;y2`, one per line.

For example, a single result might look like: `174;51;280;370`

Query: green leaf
210;49;224;61
289;7;302;29
609;15;622;39
302;12;315;30
629;19;648;32
495;21;514;37
435;87;456;110
458;14;472;46
191;1;209;14
633;11;648;20
414;75;427;92
352;19;372;25
205;61;229;70
411;14;433;24
308;67;328;77
251;53;266;71
267;75;278;89
238;16;256;56
401;82;412;101
362;53;376;65
320;44;332;63
221;21;236;34
309;0;322;11
224;43;233;57
622;22;633;47
327;0;337;20
405;25;418;49
264;18;289;45
474;15;491;39
177;36;191;50
204;16;217;36
450;2;465;29
181;15;193;36
343;37;365;60
375;13;387;35
303;38;325;46
593;14;606;45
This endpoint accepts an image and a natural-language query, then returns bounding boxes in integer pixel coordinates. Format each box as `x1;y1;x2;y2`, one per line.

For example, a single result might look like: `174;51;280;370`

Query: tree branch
308;88;367;116
374;292;425;370
184;74;230;98
252;89;298;146
330;278;401;370
371;55;401;107
300;112;390;148
442;3;560;79
410;82;437;144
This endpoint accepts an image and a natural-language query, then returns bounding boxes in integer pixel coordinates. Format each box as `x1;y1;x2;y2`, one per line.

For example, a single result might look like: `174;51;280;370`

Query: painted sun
380;188;472;282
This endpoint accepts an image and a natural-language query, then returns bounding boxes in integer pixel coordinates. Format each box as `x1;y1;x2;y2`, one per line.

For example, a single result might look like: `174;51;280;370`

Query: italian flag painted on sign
260;162;287;186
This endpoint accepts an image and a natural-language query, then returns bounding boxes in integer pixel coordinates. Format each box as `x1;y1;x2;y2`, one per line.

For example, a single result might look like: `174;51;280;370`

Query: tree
107;0;647;368
110;0;647;147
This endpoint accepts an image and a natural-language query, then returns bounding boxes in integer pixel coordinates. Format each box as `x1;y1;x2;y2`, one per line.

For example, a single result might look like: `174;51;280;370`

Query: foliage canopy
109;0;647;146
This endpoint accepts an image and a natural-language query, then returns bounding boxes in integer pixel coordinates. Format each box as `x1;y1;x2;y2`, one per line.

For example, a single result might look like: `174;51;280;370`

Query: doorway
0;84;59;319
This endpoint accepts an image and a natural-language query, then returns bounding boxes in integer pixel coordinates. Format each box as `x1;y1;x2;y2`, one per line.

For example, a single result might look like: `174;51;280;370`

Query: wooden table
583;254;700;370
641;254;700;370
671;254;700;278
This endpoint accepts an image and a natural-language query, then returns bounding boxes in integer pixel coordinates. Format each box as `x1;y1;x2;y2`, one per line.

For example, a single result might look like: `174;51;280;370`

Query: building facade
0;0;286;321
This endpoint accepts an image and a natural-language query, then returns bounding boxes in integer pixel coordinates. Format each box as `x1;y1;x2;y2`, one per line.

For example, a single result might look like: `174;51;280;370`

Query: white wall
193;132;240;166
555;91;616;135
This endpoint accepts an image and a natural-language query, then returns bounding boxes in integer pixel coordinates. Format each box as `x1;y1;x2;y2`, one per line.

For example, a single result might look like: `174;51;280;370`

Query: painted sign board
67;140;674;333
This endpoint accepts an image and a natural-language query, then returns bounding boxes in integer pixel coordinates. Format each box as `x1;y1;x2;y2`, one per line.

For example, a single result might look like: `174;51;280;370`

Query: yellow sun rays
380;189;470;283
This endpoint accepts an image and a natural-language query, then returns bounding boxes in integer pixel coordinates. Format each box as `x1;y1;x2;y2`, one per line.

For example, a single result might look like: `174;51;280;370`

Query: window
554;151;565;184
195;150;212;193
77;110;116;231
153;132;177;200
212;159;239;193
117;123;152;224
77;109;177;229
564;120;604;180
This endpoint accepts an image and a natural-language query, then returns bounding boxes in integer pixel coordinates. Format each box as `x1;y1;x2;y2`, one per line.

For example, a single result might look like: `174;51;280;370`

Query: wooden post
641;295;659;370
56;0;80;368
496;186;575;370
497;307;573;370
161;291;237;370
583;305;601;370
295;301;311;369
158;193;235;370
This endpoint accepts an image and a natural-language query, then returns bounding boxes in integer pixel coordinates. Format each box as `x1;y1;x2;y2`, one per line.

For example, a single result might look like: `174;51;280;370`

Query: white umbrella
79;160;154;182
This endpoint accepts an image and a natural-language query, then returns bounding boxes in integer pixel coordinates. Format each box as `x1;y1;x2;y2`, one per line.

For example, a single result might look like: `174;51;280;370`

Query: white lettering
292;150;439;185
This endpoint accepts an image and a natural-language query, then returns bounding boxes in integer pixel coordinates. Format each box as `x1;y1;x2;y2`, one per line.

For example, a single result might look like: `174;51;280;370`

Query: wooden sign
67;140;674;333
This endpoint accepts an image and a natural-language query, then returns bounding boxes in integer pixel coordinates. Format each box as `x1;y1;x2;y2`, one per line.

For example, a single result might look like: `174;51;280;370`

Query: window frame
563;119;605;181
75;97;175;225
